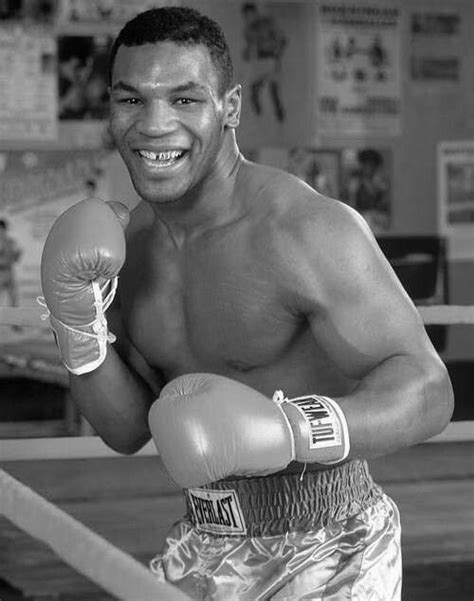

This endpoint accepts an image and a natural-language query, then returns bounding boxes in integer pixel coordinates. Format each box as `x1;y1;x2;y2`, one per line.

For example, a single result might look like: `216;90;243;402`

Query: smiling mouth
137;149;186;168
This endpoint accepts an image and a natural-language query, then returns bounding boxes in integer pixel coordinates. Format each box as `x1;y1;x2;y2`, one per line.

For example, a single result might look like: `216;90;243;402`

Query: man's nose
137;99;175;136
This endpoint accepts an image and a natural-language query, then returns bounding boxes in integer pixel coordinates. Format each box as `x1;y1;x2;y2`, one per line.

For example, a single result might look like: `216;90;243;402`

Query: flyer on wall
438;141;474;261
56;0;178;27
316;3;402;137
409;10;462;89
0;25;57;141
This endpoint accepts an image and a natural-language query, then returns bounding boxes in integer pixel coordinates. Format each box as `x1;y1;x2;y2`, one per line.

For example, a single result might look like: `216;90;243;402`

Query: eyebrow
172;81;209;94
110;81;137;93
110;80;209;94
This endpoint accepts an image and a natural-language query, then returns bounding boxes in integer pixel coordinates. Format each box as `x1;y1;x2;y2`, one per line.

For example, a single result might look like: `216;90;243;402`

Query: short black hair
109;6;234;95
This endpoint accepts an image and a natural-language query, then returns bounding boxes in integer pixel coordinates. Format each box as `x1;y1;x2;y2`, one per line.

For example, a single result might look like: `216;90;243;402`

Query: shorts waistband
183;459;382;537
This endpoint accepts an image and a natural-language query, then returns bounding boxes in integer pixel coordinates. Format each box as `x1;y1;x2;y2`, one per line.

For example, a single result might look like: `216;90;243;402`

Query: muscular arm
69;300;162;454
290;201;453;458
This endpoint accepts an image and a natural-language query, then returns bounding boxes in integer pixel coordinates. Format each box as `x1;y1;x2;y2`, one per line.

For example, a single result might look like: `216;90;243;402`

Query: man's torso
117;169;356;401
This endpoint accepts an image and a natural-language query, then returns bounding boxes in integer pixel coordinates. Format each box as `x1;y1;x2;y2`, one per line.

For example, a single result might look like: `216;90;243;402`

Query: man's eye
175;97;197;105
116;97;141;105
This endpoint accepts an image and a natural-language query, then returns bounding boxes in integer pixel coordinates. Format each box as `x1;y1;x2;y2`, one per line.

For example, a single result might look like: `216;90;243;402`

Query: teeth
139;149;183;161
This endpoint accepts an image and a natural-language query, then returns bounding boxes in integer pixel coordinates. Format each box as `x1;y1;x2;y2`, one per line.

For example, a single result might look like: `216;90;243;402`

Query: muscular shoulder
289;199;383;302
252;177;386;310
243;162;365;253
280;192;374;265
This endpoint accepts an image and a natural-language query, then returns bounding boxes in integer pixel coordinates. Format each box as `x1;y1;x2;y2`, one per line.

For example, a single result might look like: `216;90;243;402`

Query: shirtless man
40;7;453;600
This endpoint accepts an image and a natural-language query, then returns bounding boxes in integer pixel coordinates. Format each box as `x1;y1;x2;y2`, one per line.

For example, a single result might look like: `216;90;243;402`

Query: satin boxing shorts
150;459;401;600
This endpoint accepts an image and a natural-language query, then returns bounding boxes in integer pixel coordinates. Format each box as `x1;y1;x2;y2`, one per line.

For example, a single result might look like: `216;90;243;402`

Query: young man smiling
40;6;453;600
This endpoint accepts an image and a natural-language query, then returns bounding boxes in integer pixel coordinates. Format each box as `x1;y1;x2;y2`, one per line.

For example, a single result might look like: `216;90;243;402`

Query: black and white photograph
0;3;472;601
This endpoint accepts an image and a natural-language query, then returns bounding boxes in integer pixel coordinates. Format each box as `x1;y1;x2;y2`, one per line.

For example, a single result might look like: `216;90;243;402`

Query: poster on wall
55;33;116;148
257;147;341;199
0;26;57;141
239;2;288;125
438;141;474;261
410;11;461;88
0;0;57;24
287;148;341;198
58;34;113;121
0;149;110;382
315;3;401;137
339;147;392;233
217;1;313;148
56;0;177;27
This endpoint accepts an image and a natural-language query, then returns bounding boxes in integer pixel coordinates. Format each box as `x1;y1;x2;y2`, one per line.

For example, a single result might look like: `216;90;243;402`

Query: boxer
41;7;453;600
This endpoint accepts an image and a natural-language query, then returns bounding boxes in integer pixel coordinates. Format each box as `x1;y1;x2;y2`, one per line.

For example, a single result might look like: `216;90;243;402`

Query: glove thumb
107;201;130;231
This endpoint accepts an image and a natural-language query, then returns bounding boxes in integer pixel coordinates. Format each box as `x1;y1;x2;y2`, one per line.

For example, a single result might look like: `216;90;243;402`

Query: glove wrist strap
274;391;350;465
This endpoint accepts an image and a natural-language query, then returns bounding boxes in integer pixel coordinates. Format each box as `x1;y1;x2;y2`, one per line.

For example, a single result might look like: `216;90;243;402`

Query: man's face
109;41;231;204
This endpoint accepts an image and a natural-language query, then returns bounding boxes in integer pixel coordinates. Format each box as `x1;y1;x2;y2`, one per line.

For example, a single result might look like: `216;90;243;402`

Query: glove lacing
272;389;297;464
36;277;118;344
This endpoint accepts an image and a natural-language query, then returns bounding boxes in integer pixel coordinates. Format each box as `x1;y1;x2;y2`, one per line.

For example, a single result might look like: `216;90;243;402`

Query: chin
146;195;181;205
131;178;182;205
139;186;186;205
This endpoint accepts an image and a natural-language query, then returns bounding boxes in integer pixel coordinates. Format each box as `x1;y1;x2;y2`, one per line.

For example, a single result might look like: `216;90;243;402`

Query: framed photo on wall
438;140;474;260
340;146;392;233
256;147;341;200
287;148;341;199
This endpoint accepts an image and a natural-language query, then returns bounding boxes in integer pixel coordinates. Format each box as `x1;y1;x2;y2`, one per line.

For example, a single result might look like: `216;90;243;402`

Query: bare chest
119;238;299;377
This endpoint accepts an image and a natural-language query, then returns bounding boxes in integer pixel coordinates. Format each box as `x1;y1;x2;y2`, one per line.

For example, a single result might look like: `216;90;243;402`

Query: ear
224;84;242;129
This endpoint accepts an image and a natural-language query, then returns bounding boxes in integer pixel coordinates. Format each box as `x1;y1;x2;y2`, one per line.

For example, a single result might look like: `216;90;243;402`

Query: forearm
69;344;156;454
337;352;454;459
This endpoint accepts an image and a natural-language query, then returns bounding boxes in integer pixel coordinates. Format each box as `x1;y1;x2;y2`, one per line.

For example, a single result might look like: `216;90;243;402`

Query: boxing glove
149;374;351;488
148;373;295;488
40;198;129;375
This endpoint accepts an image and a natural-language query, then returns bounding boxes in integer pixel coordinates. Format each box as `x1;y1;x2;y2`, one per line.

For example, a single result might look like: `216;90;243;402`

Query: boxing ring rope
0;306;193;599
0;470;190;601
1;302;474;327
0;303;472;599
